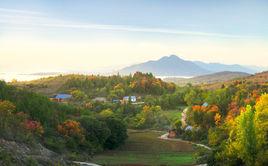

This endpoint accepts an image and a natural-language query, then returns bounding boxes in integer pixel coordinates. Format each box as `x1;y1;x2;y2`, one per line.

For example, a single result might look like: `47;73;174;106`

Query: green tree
103;117;128;149
206;88;232;116
79;116;111;152
71;89;87;101
184;89;203;106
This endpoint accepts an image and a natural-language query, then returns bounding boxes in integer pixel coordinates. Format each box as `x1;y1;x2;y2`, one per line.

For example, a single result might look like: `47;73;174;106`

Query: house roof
54;94;72;99
202;102;209;107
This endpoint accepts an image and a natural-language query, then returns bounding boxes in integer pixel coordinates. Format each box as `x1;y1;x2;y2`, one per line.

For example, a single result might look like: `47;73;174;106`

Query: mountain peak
159;55;183;61
120;55;209;76
169;54;179;58
119;55;257;76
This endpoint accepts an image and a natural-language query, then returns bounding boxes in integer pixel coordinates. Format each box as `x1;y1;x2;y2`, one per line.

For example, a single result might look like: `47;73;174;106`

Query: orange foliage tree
23;120;44;136
57;120;85;142
188;105;221;129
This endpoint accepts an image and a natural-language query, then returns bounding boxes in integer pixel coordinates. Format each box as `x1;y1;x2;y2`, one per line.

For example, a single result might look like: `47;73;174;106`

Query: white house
123;96;137;103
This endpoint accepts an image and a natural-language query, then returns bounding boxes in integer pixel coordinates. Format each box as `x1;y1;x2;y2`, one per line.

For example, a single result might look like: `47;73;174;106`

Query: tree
254;94;268;165
131;105;169;129
236;105;257;165
220;104;265;166
71;89;87;101
79;116;111;152
184;89;203;106
206;88;232;116
187;105;220;129
103;117;128;149
99;109;114;118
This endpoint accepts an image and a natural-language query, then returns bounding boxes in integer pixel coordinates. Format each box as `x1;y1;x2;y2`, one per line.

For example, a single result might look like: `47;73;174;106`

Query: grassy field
163;110;183;122
92;130;195;166
163;107;186;124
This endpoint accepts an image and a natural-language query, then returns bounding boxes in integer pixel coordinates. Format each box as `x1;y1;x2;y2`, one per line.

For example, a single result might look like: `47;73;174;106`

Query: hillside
11;72;176;98
202;71;268;89
164;71;251;86
119;55;259;76
11;74;74;96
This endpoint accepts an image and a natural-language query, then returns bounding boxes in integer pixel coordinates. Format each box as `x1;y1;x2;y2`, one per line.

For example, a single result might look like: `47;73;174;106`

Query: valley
1;70;268;165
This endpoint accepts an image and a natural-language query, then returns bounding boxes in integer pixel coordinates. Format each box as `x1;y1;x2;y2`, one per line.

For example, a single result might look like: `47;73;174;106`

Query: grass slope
11;75;77;96
163;108;184;124
92;130;194;166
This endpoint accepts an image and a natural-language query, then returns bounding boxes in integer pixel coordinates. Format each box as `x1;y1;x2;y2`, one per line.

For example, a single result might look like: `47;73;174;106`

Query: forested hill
201;71;268;89
12;71;268;98
12;72;176;98
0;80;128;165
164;71;251;86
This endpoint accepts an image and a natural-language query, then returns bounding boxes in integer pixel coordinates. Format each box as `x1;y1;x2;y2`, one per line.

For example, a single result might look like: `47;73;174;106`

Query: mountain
193;61;257;74
164;71;251;86
119;55;210;76
119;55;259;76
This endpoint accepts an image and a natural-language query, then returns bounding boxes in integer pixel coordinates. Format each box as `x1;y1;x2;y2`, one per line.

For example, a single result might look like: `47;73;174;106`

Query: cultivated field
92;130;195;166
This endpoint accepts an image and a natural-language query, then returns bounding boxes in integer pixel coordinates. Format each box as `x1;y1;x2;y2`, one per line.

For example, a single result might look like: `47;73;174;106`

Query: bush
43;136;65;153
0;147;15;165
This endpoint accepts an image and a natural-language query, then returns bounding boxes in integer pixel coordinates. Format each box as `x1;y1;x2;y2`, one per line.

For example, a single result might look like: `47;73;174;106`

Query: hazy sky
0;0;268;73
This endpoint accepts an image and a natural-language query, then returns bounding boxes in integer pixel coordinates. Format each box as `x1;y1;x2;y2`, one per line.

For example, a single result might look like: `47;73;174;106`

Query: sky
0;0;268;73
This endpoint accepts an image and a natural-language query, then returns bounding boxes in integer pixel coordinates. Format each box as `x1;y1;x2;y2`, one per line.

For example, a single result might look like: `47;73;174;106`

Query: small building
185;125;193;131
123;96;137;103
112;99;120;103
92;97;107;102
51;93;72;102
202;102;209;107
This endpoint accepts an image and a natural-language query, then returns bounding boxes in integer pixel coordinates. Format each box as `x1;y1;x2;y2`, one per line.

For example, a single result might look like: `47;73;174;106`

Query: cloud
0;8;43;15
0;8;259;39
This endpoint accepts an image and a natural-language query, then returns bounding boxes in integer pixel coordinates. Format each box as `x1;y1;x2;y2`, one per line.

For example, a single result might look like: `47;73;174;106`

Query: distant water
0;73;59;82
156;75;193;79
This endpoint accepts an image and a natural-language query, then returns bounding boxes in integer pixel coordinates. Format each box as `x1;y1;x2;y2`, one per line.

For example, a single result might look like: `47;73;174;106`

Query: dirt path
73;161;102;166
159;133;211;150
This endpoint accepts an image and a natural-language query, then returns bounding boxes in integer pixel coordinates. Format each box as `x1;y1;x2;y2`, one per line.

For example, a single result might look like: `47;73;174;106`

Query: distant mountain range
164;71;251;86
119;55;263;76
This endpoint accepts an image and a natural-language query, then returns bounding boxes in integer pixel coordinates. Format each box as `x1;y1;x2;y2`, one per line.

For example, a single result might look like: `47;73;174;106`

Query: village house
92;97;107;102
112;99;120;103
122;96;137;103
50;93;72;102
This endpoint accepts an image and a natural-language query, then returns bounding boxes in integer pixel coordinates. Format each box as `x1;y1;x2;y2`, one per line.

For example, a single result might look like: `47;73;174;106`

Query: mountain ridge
119;55;260;76
164;71;251;86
